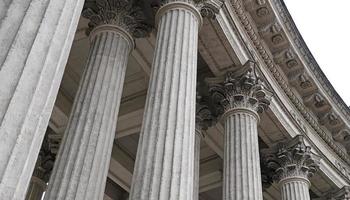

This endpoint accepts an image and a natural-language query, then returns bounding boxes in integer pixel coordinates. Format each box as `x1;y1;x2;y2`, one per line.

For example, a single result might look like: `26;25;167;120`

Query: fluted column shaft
44;25;133;200
0;0;84;199
223;110;263;200
25;177;46;200
129;2;202;200
280;178;310;200
194;129;202;200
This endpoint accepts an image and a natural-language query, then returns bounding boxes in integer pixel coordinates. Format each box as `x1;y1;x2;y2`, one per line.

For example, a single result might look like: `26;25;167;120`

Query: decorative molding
335;160;350;182
271;0;350;123
228;0;350;166
197;0;224;19
330;186;350;200
82;0;152;37
290;110;307;133
208;60;273;118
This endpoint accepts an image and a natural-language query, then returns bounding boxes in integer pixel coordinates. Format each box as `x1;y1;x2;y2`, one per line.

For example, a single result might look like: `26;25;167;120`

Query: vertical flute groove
280;180;310;200
193;130;201;200
129;5;200;200
44;30;131;200
223;112;262;200
0;0;84;198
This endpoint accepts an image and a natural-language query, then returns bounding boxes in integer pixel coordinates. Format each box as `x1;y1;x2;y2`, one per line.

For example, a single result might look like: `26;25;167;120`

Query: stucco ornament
82;0;152;37
209;60;273;116
262;135;321;183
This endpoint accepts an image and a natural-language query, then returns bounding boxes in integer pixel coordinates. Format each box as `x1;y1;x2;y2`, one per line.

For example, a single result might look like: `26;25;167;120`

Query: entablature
225;0;350;175
242;0;350;157
199;0;350;193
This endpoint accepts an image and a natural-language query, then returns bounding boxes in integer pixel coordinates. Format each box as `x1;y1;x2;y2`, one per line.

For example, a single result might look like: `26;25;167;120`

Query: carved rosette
263;135;321;184
209;61;272;118
82;0;152;38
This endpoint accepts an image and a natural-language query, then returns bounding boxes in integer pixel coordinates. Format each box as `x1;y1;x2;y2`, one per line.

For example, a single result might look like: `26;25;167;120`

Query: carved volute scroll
208;60;273;117
262;135;321;184
82;0;152;37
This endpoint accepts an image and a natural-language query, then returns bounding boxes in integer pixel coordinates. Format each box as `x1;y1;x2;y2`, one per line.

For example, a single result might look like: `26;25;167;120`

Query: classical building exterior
1;0;350;200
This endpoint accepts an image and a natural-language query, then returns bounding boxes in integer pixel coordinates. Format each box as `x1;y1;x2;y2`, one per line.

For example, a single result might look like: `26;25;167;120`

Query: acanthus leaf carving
82;0;152;38
196;96;216;132
262;135;321;183
208;60;273;116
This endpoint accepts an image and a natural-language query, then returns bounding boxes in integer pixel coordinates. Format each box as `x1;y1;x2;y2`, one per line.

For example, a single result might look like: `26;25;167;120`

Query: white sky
283;0;350;106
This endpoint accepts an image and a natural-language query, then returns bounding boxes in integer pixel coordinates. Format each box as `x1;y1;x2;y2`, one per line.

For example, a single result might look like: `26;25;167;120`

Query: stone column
0;0;84;199
208;61;272;200
25;136;55;200
44;1;150;200
194;129;202;200
194;102;214;200
129;1;220;199
263;135;320;200
25;177;46;200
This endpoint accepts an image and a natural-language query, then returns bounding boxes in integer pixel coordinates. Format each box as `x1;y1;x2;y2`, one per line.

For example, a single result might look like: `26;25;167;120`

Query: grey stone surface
129;2;202;199
25;177;46;200
208;61;272;200
193;130;202;200
280;180;311;200
329;186;350;200
25;135;55;200
0;0;84;199
44;25;133;200
262;135;320;200
194;101;215;200
44;1;151;198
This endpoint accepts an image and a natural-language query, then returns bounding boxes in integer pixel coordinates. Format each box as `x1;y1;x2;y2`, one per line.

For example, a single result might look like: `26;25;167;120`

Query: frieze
290;110;307;133
335;160;350;182
271;0;350;123
228;0;350;166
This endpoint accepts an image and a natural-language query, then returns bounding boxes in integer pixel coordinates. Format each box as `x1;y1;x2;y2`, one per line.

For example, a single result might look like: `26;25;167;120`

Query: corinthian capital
155;0;223;19
196;97;216;132
208;60;272;116
82;0;152;37
262;135;321;183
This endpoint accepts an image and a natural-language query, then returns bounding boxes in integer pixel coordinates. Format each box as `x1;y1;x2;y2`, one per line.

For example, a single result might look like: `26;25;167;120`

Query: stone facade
1;0;350;200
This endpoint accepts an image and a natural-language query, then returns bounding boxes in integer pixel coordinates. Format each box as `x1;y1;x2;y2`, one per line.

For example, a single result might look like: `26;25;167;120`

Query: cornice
228;0;350;166
271;0;350;122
